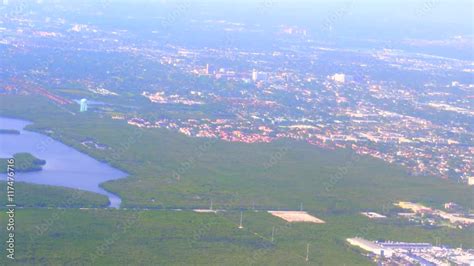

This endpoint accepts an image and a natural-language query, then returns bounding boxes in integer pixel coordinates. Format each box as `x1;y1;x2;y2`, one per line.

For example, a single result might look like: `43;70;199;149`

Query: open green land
0;95;473;264
0;209;472;265
0;182;109;208
0;153;46;173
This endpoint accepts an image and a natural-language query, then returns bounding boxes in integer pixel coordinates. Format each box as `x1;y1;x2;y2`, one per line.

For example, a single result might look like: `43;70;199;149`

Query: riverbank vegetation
0;182;109;208
1;95;473;265
0;209;472;265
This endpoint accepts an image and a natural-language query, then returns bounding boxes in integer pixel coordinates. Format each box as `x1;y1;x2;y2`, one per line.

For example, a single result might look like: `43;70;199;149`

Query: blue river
0;117;127;208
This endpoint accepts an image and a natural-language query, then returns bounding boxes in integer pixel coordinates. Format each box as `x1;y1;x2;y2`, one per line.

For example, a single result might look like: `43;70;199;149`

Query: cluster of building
127;117;273;144
142;91;204;106
347;237;474;265
1;9;472;185
126;76;474;184
126;32;473;184
395;201;474;228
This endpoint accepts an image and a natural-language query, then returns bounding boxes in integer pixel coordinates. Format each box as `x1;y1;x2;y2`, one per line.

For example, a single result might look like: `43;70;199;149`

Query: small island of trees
0;153;46;173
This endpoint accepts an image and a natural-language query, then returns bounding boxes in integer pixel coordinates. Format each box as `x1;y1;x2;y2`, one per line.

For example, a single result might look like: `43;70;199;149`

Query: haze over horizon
0;0;473;265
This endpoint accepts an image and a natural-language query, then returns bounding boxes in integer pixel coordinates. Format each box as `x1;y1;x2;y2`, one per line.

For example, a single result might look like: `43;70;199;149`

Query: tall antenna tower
305;243;310;262
238;211;243;229
271;226;275;242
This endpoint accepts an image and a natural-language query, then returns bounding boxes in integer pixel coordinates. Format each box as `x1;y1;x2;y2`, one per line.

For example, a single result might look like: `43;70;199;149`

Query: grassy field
1;96;472;211
0;95;473;264
1;209;472;265
0;182;109;208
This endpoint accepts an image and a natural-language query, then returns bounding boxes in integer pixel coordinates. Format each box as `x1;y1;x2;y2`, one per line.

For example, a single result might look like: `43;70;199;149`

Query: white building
468;176;474;186
252;69;258;82
347;237;393;258
331;73;345;83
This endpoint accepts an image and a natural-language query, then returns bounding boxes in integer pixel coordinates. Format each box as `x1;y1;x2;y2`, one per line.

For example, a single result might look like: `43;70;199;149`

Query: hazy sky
3;0;473;40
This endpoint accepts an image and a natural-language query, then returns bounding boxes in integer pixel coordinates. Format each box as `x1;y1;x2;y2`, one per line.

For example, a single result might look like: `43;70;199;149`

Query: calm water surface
0;117;127;208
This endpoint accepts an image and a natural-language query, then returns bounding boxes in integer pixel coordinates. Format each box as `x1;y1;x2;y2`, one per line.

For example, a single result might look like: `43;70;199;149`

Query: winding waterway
0;117;127;208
